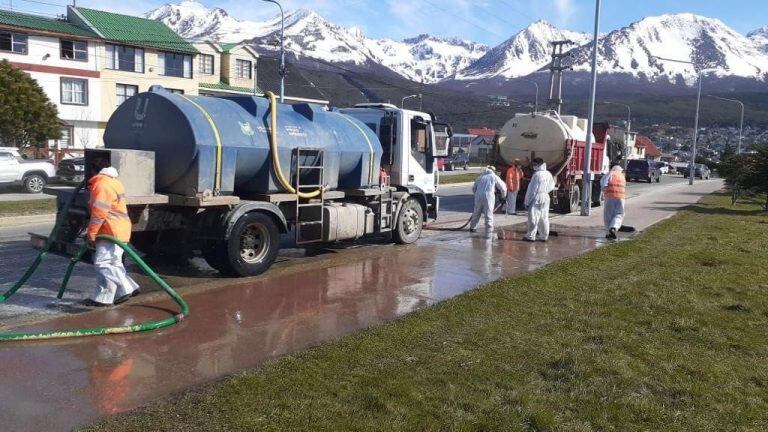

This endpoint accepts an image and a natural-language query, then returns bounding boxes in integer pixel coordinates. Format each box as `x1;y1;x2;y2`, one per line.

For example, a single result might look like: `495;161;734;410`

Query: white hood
99;167;119;178
534;162;548;172
611;165;623;172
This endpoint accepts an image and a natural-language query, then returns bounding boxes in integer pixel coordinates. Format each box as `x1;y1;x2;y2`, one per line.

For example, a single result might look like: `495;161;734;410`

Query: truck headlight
74;165;84;171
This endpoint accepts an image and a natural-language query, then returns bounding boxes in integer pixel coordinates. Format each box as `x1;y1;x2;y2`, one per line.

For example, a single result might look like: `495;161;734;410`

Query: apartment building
0;9;102;150
195;42;260;96
0;7;203;153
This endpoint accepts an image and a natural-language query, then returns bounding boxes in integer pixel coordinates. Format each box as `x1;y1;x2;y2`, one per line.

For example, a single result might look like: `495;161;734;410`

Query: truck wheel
463;164;469;170
23;174;46;193
557;185;580;214
591;183;604;207
394;198;423;244
219;212;280;277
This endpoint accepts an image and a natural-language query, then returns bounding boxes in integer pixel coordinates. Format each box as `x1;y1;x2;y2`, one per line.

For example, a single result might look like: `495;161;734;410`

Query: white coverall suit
469;168;507;234
524;163;556;241
601;165;626;236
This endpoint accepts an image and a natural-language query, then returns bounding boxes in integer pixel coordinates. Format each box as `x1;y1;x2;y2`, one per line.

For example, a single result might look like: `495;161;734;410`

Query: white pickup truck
0;147;57;193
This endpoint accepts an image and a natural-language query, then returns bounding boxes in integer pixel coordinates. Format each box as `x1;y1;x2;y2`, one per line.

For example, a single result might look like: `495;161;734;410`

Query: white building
0;9;102;153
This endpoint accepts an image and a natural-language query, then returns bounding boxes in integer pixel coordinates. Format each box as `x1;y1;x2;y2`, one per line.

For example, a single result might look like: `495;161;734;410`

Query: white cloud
553;0;576;27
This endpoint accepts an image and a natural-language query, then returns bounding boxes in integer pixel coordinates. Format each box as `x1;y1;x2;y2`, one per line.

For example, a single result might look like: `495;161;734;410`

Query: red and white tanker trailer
494;111;611;214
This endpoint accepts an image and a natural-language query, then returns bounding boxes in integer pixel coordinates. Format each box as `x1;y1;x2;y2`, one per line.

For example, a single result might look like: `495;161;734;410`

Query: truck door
0;151;20;182
406;114;436;194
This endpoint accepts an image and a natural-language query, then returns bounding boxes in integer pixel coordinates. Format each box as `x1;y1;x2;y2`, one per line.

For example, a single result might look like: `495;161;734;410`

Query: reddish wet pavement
0;228;605;431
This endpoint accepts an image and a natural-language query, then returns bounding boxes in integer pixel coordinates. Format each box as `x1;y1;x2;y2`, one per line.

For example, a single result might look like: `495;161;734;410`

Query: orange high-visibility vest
604;171;626;199
506;166;524;192
87;174;132;242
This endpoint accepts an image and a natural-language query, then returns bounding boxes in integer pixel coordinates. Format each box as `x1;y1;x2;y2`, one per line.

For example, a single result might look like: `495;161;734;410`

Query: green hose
0;184;190;342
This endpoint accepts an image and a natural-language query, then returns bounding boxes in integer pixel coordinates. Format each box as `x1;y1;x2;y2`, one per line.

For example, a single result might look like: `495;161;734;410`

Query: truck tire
557;185;580;214
23;174;46;193
217;212;280;277
591;182;604;207
394;198;423;244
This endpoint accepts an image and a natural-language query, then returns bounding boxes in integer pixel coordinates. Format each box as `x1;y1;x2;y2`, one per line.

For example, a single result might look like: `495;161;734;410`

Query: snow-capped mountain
455;20;589;80
147;2;768;89
565;14;768;85
748;26;768;53
145;1;488;83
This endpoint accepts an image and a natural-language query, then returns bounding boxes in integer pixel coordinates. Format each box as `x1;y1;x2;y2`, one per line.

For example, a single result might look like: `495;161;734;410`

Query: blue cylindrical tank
103;86;382;197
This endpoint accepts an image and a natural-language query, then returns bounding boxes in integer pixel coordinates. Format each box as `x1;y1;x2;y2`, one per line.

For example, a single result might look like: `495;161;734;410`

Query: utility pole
580;0;601;216
262;0;285;102
706;94;745;154
418;75;424;111
546;40;574;114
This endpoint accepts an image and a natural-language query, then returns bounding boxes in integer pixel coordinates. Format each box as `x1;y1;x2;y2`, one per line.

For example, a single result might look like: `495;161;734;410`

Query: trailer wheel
216;212;280;277
394;198;423;244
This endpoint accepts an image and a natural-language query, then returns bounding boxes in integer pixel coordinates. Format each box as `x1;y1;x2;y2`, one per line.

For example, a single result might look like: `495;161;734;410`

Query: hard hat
514;158;521;164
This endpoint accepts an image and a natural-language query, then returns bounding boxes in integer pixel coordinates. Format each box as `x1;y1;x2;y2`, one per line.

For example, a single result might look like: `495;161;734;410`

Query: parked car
626;159;661;183
441;151;470;171
0;147;57;193
683;163;712;179
57;157;85;184
655;161;670;175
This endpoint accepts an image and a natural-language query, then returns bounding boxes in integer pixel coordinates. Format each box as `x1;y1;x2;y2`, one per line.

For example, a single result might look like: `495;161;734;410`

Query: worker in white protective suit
469;167;507;236
601;162;626;240
523;157;556;242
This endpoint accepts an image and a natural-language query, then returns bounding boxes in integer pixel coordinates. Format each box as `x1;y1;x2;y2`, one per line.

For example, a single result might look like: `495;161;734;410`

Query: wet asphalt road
0;175;719;431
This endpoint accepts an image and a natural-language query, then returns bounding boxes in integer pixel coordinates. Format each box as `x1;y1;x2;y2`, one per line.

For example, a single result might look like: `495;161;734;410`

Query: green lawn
87;192;768;431
439;172;479;184
0;198;55;218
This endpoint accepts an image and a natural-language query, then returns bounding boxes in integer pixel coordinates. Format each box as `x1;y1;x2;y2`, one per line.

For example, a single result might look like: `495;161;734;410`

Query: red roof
468;128;496;136
636;135;662;157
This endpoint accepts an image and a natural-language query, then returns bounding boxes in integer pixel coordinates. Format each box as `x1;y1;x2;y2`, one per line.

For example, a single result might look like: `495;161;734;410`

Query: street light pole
580;0;602;216
522;80;539;113
262;0;285;103
652;55;702;185
706;95;745;154
604;101;631;168
402;94;418;108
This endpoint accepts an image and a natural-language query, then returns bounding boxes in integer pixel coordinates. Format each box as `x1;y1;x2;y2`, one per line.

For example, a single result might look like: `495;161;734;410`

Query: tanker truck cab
338;103;442;220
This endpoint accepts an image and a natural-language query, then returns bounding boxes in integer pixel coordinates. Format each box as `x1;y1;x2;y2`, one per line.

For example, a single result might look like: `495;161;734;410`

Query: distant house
467;128;496;163
637;135;662;161
607;126;642;160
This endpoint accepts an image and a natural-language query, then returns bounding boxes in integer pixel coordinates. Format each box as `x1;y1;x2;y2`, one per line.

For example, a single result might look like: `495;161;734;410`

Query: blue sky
8;0;768;46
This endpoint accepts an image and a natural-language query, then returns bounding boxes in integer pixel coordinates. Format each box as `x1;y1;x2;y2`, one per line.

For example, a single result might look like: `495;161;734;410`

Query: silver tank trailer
104;86;383;197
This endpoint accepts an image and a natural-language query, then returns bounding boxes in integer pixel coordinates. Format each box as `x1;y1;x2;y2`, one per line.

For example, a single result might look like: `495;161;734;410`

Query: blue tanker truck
37;87;452;276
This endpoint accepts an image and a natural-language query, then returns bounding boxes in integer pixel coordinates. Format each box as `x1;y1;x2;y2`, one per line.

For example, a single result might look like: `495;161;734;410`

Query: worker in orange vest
83;160;140;307
601;162;626;240
505;159;524;215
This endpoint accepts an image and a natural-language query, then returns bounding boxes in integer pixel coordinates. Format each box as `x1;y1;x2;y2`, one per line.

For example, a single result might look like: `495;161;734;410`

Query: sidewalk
0;180;723;431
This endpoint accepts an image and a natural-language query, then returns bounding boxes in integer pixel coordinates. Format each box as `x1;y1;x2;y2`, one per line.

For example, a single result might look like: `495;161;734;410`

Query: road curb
0;213;56;228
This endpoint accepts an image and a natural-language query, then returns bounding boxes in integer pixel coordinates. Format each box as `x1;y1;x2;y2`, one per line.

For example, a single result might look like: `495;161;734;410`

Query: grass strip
440;173;479;184
87;192;768;431
0;198;56;218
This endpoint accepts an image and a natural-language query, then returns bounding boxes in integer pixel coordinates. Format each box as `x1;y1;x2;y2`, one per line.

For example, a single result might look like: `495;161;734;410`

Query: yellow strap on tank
264;92;323;199
335;113;375;185
180;95;223;194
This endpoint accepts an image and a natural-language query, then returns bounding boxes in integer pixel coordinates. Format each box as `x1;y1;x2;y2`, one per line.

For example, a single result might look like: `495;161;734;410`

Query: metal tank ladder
294;147;325;245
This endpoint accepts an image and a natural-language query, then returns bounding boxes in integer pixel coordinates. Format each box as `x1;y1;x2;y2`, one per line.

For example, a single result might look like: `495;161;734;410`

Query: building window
106;44;144;73
0;31;28;54
60;39;87;61
61;78;88;105
166;88;185;94
235;59;252;79
57;126;73;149
199;54;214;75
116;84;138;106
158;52;192;78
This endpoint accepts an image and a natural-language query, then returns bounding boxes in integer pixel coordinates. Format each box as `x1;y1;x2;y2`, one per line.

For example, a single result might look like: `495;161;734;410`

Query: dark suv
626;159;661;183
442;152;469;171
682;163;712;179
